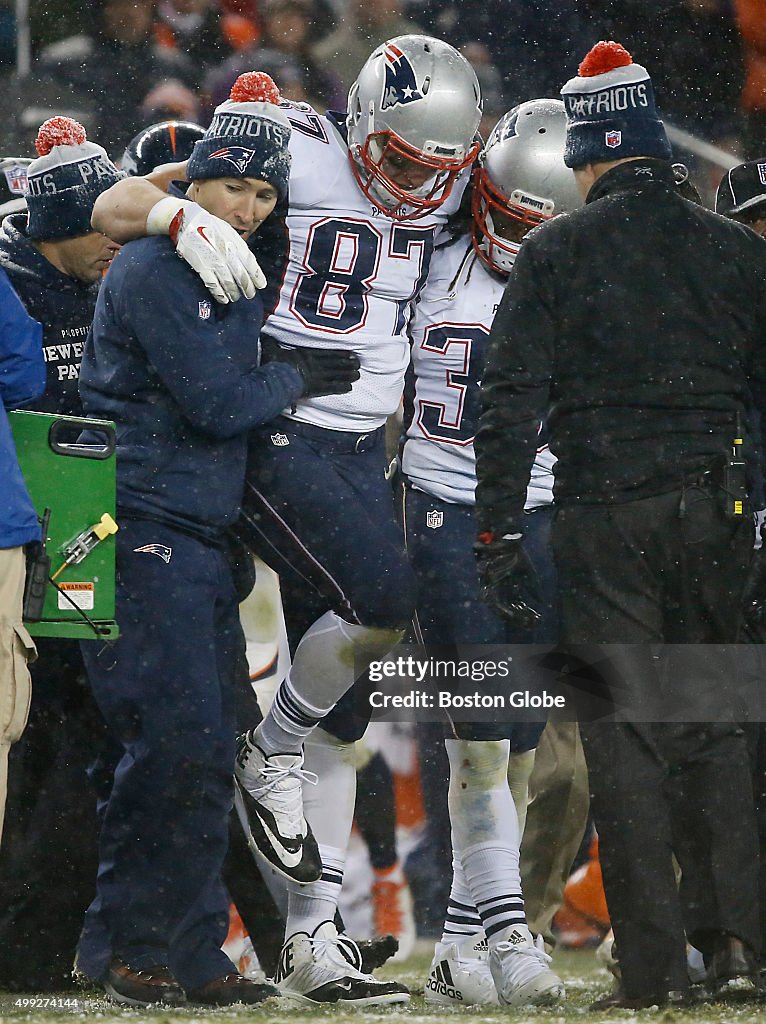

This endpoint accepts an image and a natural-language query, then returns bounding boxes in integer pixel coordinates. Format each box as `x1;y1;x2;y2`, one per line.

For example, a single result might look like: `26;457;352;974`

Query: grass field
1;946;764;1024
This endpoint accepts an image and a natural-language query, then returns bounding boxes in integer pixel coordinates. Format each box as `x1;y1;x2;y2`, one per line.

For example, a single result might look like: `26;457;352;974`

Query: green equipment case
10;409;119;641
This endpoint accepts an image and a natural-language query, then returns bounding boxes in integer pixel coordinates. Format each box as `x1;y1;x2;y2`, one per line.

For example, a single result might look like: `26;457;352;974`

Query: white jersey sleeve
403;237;554;508
264;102;468;432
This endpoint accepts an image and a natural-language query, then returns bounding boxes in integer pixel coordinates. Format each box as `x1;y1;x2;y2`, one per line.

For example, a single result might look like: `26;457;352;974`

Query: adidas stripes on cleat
425;933;498;1007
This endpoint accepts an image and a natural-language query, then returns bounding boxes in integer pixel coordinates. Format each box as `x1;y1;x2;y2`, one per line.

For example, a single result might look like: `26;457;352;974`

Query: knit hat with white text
560;41;671;169
26;117;123;240
186;71;291;198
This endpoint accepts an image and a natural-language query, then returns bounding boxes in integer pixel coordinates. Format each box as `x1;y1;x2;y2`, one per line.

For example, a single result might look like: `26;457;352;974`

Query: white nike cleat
234;732;321;883
425;932;499;1007
489;925;566;1007
275;921;409;1006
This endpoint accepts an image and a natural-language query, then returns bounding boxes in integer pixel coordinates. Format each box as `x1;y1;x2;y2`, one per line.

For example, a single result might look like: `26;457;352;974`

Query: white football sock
285;728;357;938
285;846;345;939
446;739;527;949
256;611;400;755
442;851;484;943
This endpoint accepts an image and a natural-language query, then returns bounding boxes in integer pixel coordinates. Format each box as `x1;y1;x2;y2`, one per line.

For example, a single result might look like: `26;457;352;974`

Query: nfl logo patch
4;164;28;195
426;509;444;529
605;130;622;149
270;433;290;447
759;162;766;187
198;300;212;319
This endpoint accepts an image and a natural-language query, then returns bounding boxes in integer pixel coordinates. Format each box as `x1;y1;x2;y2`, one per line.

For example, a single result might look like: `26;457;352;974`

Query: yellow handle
93;513;118;540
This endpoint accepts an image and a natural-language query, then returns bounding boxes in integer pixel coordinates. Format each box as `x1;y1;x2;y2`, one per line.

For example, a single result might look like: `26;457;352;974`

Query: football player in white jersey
402;99;580;1007
89;36;482;1006
234;39;481;1005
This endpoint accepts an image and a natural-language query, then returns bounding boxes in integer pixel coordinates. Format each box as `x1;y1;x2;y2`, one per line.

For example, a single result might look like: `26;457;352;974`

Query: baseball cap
715;159;766;218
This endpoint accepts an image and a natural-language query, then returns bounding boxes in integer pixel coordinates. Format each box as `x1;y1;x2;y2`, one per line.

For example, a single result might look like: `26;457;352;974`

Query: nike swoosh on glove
147;195;266;304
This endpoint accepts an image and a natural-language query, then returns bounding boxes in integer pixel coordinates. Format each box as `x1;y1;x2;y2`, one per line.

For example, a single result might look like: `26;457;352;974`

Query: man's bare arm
92;175;171;242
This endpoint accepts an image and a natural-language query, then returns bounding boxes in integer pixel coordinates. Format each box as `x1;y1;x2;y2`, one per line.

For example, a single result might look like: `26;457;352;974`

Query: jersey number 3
417;324;487;445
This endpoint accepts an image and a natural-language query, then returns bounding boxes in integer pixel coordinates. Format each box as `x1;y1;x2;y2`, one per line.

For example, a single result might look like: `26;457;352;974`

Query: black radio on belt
723;427;747;519
23;507;51;621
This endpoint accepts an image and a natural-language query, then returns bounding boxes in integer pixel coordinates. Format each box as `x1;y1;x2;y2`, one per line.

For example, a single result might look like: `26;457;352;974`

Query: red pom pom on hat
578;41;633;78
35;116;88;156
229;71;281;105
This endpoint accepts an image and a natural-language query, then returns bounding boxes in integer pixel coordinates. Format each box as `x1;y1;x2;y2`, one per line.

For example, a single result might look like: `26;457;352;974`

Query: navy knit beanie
560;41;671;169
186;72;291;198
26;117;124;240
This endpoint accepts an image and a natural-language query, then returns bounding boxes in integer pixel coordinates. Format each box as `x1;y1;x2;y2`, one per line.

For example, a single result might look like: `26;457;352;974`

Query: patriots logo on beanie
207;146;258;174
25;116;124;240
560;41;671;170
187;72;292;198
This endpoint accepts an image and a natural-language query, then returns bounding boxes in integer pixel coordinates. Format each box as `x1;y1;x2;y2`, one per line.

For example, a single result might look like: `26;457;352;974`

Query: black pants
0;642;108;991
553;486;759;999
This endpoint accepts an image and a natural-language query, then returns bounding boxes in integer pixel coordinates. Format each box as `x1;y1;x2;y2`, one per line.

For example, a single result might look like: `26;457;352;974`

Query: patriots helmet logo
381;44;423;110
208;146;257;174
489;109;520;146
133;543;172;563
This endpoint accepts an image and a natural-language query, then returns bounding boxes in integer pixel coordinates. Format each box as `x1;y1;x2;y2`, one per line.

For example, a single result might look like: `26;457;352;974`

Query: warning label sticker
57;581;95;611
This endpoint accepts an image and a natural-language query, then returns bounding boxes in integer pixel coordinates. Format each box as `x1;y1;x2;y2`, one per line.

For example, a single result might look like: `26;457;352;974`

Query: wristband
146;195;197;236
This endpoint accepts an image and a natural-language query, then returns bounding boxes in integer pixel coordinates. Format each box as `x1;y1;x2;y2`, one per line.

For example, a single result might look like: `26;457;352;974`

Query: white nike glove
146;195;266;304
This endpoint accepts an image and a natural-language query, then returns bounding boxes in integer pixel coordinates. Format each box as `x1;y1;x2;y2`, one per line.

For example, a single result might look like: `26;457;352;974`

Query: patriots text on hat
560;40;671;169
205;112;288;144
25;116;124;239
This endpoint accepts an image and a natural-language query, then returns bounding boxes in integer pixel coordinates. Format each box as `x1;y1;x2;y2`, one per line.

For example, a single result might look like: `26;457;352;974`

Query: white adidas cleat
425;932;499;1007
275;921;410;1007
234;732;321;883
489;925;566;1007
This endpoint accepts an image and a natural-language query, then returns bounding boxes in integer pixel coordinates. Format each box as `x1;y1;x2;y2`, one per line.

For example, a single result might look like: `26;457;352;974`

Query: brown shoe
590;986;692;1010
707;936;760;991
103;958;186;1007
186;972;279;1005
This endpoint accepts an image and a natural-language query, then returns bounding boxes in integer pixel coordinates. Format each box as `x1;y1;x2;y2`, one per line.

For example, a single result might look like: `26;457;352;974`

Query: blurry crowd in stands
0;0;764;169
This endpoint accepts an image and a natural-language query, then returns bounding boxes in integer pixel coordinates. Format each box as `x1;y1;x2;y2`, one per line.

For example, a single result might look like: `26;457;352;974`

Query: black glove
474;531;542;630
260;336;360;398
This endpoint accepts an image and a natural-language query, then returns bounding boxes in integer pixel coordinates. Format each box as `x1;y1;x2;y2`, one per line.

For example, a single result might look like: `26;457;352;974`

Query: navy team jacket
79;235;302;542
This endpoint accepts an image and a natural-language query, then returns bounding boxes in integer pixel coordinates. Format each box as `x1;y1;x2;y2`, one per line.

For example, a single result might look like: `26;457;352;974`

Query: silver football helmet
347;35;482;220
472;98;581;274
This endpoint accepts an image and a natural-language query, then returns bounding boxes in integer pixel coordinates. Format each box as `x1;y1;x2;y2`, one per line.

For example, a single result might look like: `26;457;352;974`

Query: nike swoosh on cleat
238;786;305;866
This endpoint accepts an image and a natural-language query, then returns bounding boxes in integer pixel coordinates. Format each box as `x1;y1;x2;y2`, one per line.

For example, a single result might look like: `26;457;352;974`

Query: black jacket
0;214;98;417
475;159;766;533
